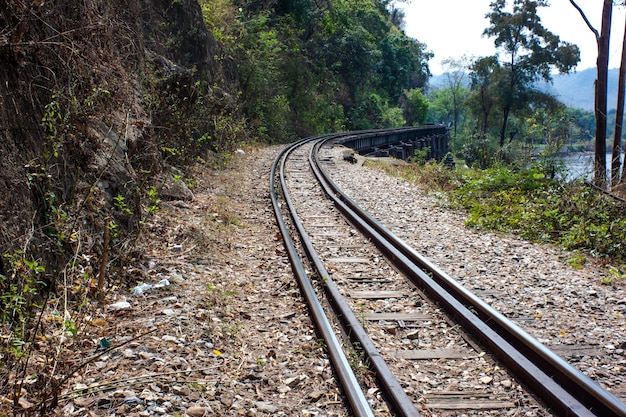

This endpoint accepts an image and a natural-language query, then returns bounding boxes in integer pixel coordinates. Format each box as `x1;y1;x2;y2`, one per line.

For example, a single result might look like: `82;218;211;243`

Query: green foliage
566;107;595;148
429;57;471;141
411;147;430;166
459;1;584;160
113;194;132;215
402;88;429;125
200;0;431;137
566;253;587;270
477;0;580;146
427;88;459;125
459;133;498;169
449;167;626;265
382;106;406;128
146;186;160;216
41;95;67;159
0;252;45;361
603;266;626;286
350;93;400;129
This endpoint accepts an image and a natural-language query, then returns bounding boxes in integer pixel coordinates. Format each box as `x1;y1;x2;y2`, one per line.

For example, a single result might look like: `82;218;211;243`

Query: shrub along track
270;130;626;417
325;141;626;408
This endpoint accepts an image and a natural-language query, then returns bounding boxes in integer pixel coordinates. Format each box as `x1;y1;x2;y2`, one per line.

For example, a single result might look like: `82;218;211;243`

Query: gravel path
60;145;351;417
55;144;625;416
321;144;626;402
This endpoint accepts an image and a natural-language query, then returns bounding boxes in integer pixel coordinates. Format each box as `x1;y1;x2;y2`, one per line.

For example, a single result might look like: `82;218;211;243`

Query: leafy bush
402;88;429;126
382;106;406;128
449;168;626;265
378;156;626;272
459;133;498;169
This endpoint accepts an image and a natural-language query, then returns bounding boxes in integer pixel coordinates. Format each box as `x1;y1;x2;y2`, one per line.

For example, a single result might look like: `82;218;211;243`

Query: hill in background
539;68;620;111
430;67;620;112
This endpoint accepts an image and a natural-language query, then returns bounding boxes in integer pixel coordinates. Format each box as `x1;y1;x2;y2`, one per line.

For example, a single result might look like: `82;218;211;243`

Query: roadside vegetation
375;0;626;283
0;0;432;413
370;156;626;283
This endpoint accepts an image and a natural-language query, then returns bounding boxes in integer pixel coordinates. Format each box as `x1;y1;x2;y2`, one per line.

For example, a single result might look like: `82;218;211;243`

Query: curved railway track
270;129;626;417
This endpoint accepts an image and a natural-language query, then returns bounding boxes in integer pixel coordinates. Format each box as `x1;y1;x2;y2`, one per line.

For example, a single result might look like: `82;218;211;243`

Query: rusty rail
310;131;626;417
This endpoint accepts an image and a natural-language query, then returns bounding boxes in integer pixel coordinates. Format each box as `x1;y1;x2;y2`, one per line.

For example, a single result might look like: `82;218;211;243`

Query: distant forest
430;67;626;151
431;67;623;112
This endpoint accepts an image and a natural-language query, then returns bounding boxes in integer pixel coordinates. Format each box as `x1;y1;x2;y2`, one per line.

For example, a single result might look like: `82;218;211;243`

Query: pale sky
400;0;626;74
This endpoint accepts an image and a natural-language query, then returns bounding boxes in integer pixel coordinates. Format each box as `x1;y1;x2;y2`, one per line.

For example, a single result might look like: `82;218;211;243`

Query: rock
96;397;112;408
140;388;158;401
405;329;419;340
160;167;194;201
309;390;325;401
74;383;89;391
18;396;34;410
254;402;278;413
122;396;142;405
73;397;95;407
284;375;304;388
220;393;234;408
62;402;74;415
138;351;154;359
342;150;358;164
480;376;493;384
186;406;212;416
170;273;186;284
162;335;179;343
173;385;190;395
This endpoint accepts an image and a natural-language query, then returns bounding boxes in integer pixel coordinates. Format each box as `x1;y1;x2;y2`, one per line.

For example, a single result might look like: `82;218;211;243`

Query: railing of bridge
336;125;450;162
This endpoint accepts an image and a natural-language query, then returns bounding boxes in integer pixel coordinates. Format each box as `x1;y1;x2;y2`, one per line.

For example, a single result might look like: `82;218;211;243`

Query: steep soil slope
0;1;246;412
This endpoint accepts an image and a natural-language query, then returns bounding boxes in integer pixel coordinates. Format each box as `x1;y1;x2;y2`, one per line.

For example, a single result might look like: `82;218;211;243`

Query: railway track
270;130;626;417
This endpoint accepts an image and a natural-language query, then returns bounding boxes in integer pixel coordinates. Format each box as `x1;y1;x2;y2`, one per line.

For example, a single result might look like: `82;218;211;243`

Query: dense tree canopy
203;0;432;140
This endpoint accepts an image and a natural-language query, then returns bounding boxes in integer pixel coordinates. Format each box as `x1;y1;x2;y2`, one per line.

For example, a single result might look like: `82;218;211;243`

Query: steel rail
269;136;375;417
310;132;626;417
298;145;422;417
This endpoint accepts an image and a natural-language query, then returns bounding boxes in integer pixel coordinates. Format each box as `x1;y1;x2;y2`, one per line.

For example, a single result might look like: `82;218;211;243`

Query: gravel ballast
55;144;625;416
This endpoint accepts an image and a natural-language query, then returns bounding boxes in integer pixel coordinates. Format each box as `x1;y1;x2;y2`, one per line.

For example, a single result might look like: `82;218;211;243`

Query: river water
560;152;624;182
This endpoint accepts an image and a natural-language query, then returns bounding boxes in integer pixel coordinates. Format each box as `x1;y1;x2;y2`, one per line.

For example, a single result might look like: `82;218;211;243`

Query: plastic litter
132;278;170;295
132;282;153;295
154;278;170;288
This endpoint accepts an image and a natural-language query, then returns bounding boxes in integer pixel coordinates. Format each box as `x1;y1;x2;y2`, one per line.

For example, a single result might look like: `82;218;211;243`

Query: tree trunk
595;0;612;188
499;106;510;148
613;18;626;186
480;85;490;134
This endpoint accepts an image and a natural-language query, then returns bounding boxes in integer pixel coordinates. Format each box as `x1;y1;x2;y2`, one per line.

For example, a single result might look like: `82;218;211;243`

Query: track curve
270;129;626;417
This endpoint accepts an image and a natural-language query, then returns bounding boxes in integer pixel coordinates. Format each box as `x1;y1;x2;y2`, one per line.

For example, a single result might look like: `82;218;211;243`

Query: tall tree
570;0;612;187
614;17;626;185
484;0;580;147
441;56;471;139
467;56;501;136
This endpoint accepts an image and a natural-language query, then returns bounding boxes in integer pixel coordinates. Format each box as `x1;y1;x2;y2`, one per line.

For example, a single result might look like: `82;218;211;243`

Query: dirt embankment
0;1;248;413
